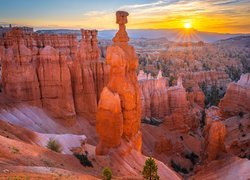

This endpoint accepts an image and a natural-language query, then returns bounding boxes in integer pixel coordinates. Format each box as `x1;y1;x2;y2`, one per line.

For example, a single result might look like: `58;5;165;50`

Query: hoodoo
96;11;142;155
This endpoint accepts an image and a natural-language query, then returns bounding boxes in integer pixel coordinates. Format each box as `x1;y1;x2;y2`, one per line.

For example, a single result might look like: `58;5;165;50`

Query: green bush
225;65;241;81
143;157;159;180
102;167;112;180
169;76;176;86
199;83;225;108
185;152;199;165
46;138;62;153
186;86;193;93
74;151;93;167
171;160;189;174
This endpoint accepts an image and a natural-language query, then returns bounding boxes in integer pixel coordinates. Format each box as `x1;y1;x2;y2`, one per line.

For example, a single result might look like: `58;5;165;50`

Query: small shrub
239;111;244;118
199;83;224;108
171;160;189;174
169;76;176;86
102;167;112;180
185;152;199;165
143;157;159;180
225;65;241;81
186;86;193;93
46;138;62;153
10;147;19;154
201;110;206;129
74;151;93;167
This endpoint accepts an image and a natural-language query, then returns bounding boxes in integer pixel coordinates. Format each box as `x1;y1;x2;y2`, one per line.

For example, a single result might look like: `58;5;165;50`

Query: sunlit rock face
219;73;250;118
163;77;201;132
182;70;230;89
96;11;142;155
1;29;42;106
0;27;106;120
37;45;76;120
204;120;227;161
139;71;169;119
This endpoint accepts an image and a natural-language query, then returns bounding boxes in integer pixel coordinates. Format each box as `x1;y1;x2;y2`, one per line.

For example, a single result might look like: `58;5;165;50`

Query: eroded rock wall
139;77;169;119
183;70;230;89
219;73;250;117
0;27;106;120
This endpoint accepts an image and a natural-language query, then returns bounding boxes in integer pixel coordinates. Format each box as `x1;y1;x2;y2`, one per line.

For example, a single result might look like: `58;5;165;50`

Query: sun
184;22;192;29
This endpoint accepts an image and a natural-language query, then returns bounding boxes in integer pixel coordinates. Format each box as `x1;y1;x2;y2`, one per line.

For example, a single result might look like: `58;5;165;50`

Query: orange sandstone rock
204;121;227;161
219;73;250;118
0;27;105;120
139;72;169;119
96;11;142;155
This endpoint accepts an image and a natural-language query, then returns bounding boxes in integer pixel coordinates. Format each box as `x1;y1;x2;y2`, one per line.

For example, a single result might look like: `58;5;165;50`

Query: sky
0;0;249;33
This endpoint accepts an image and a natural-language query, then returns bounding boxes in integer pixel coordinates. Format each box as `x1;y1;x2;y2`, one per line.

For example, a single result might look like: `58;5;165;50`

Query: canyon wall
0;27;107;120
219;73;250;117
139;70;169;119
202;73;250;162
182;70;230;89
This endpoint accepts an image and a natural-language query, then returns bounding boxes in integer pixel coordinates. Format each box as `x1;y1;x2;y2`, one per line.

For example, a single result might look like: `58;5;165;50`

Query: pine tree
142;157;159;180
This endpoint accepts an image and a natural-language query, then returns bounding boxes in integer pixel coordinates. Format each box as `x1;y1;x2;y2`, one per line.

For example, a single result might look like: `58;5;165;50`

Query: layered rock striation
183;70;230;89
203;120;227;161
139;71;169;119
164;77;202;132
219;73;250;117
0;27;106;120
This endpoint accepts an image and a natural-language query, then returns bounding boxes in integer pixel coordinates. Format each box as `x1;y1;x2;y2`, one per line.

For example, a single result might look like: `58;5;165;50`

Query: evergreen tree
142;157;159;180
102;167;112;180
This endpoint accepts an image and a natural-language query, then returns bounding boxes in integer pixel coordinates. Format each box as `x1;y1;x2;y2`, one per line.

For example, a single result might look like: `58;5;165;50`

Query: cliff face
0;28;106;120
2;31;42;106
204;121;227;161
37;46;76;120
183;70;230;89
69;60;109;117
139;76;169;119
219;73;250;117
201;74;250;163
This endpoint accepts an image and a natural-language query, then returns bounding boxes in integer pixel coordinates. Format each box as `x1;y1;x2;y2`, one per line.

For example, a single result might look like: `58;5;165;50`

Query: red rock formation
139;74;169;119
69;60;109;117
164;77;191;132
191;156;250;179
77;29;100;62
96;87;123;154
186;84;205;108
219;73;250;117
204;120;227;161
223;114;250;159
183;70;230;89
205;106;222;125
96;11;142;155
37;46;75;120
1;29;41;105
0;27;106;120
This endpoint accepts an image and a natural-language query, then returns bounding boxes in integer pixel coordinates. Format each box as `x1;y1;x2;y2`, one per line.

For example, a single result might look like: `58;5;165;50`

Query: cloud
212;0;241;6
79;0;250;32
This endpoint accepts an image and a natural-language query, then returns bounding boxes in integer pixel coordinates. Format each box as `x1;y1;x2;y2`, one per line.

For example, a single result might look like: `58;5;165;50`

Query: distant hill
36;29;249;43
215;36;250;47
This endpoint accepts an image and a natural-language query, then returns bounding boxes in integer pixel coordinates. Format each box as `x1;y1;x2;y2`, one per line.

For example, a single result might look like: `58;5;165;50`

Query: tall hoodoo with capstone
96;11;142;155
